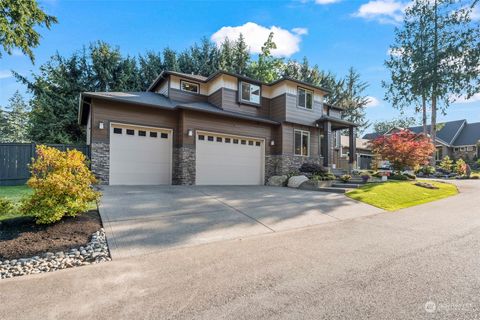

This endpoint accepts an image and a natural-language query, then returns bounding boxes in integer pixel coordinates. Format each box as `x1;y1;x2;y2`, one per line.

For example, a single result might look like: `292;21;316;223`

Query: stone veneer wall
90;142;109;184
172;146;196;185
452;148;478;162
265;155;324;181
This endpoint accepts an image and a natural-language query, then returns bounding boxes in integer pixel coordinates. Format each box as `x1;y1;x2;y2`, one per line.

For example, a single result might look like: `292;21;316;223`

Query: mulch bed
0;211;102;260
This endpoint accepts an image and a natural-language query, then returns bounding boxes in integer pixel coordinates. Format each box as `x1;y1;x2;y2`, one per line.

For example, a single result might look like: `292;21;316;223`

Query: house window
216;137;222;142
150;132;157;138
126;129;134;135
138;130;146;137
198;135;205;140
467;146;474;151
240;82;261;104
294;130;310;156
161;133;168;139
255;141;261;147
180;80;199;94
298;87;313;110
113;128;122;134
248;141;254;146
225;138;231;143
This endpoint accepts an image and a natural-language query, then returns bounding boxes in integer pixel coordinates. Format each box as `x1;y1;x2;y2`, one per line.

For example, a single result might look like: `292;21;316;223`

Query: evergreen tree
2;91;30;142
138;51;163;90
232;34;250;75
247;32;284;82
162;48;178;71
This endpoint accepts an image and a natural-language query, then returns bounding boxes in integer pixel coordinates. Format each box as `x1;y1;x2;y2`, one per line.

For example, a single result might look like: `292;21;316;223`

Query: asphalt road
1;180;479;320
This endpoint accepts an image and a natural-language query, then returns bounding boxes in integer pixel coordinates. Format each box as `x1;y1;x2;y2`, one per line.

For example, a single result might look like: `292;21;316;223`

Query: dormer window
181;80;199;94
298;87;313;110
240;82;261;105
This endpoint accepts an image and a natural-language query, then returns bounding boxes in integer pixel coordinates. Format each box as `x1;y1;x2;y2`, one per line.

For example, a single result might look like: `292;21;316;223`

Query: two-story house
78;70;358;185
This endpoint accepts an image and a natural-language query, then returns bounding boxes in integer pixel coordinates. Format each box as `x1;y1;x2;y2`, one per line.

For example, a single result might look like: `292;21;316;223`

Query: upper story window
180;80;199;94
298;87;313;110
294;130;310;156
240;82;261;105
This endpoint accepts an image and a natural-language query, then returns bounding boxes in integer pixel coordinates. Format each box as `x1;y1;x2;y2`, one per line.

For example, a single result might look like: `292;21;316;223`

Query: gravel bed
0;229;110;279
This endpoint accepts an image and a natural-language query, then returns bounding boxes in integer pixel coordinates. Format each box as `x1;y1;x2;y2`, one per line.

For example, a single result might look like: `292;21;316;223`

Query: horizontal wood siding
282;122;320;156
221;88;270;118
169;88;208;104
207;88;223;108
182;110;275;155
91;99;179;145
285;93;323;126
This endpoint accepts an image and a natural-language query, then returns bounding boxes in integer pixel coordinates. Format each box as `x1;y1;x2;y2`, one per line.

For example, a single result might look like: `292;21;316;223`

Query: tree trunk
430;94;437;165
422;93;427;135
430;0;438;166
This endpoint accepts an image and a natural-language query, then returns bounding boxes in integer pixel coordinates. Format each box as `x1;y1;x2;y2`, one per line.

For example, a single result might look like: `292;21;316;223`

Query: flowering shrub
20;145;101;224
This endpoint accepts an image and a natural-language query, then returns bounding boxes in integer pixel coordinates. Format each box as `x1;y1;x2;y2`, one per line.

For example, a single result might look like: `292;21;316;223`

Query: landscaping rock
266;175;288;187
0;228;111;280
287;175;309;188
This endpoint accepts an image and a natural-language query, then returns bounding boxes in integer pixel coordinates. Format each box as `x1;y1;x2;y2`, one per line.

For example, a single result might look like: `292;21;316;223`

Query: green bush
389;174;409;181
439;156;453;173
299;163;327;175
311;173;335;181
20;145;101;224
0;197;15;216
416;165;435;175
403;173;416;180
340;174;352;183
455;159;467;176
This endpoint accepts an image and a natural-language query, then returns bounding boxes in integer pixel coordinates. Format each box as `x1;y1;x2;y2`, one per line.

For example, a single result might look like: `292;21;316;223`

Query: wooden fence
0;143;90;186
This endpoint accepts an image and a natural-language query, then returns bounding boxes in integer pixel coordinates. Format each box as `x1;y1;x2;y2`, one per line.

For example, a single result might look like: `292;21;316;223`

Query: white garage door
196;132;264;185
109;124;172;185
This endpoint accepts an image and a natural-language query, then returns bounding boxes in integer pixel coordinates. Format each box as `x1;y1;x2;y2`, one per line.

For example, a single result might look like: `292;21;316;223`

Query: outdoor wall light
99;121;105;130
270;139;275;146
187;129;193;137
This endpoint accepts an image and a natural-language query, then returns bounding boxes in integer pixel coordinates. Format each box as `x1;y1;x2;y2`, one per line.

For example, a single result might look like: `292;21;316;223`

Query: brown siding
207;88;223;108
281;122;320;156
220;88;270;118
91;99;179;145
169;88;208;104
269;94;286;122
181;110;276;155
285;93;322;126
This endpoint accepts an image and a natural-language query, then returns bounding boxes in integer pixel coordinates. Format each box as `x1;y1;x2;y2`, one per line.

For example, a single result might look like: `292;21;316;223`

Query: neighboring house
339;136;374;170
363;119;480;163
78;70;358;185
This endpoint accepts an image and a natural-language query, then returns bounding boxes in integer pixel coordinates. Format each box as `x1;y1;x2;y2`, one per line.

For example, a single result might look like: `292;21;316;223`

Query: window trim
297;86;314;111
294;129;310;157
238;81;262;107
180;79;200;94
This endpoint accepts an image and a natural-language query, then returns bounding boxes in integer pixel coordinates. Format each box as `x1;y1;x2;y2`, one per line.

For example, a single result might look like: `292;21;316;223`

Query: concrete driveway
99;186;383;258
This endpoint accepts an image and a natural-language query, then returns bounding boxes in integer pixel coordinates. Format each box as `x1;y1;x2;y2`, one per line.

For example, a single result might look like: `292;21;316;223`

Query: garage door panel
196;133;264;185
109;125;172;185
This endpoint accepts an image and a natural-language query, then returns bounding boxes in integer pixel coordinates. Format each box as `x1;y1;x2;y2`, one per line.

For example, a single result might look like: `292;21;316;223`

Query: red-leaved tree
369;130;435;173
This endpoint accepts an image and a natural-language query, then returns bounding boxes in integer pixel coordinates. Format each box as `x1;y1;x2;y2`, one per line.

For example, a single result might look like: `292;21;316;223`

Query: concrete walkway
99;186;383;258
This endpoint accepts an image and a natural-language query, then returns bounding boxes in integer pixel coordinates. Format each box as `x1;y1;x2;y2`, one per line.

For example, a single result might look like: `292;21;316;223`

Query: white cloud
454;93;480;104
366;96;381;107
353;0;407;24
211;22;307;57
315;0;341;4
0;70;12;79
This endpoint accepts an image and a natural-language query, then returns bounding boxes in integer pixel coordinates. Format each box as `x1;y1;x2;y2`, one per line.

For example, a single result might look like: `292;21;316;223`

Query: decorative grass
346;180;458;211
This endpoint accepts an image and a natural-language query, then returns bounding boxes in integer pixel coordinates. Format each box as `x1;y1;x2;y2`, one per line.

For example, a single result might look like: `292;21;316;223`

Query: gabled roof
78;91;280;126
453;122;480;146
362;119;467;146
147;70;332;94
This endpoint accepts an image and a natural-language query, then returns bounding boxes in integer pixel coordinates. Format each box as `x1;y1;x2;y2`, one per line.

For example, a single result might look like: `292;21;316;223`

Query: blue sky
0;0;479;127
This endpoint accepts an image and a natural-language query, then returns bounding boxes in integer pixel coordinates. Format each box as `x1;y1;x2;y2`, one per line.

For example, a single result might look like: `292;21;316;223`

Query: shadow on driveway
99;186;383;258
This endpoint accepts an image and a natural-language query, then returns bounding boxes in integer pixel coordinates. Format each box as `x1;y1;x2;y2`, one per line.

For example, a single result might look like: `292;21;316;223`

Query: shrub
403;173;416;180
20;145;101;224
416;165;435;176
0;198;15;216
471;175;479;179
455;159;467;176
299;163;327;175
340;174;352;183
360;172;371;182
389;174;409;181
312;173;335;181
439;156;453;173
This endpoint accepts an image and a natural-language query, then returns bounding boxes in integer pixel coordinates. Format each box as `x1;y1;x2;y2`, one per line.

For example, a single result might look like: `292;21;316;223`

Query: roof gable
453;122;480;146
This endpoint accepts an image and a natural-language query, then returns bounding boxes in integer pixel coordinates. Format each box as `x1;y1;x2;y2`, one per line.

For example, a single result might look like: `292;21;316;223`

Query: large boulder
266;175;288;187
287;175;309;188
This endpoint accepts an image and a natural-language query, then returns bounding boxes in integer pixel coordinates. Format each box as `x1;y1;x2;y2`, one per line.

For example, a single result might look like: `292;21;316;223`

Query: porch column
348;126;356;169
322;121;332;167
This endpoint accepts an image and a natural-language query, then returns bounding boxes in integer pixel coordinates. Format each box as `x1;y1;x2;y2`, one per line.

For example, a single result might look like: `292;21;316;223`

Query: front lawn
346;180;458;211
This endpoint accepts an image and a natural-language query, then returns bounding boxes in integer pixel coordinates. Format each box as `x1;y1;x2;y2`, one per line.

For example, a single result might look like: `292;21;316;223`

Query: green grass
0;185;98;221
346;180;458;211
